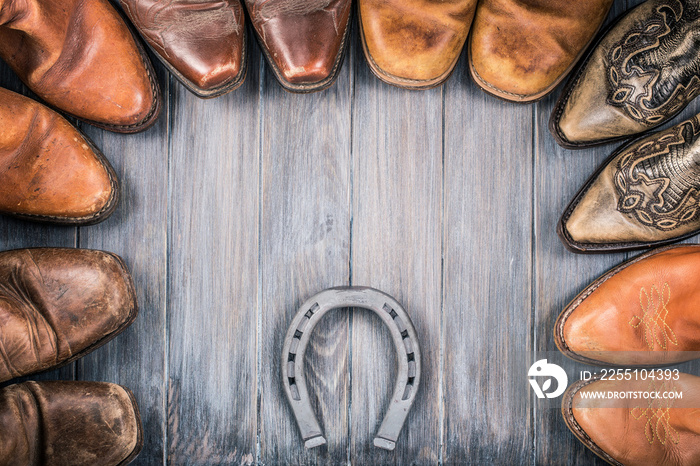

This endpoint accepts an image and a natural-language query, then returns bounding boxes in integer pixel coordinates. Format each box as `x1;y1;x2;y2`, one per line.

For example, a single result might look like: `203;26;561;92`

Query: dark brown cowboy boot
121;0;247;98
0;249;137;383
244;0;352;92
0;381;142;465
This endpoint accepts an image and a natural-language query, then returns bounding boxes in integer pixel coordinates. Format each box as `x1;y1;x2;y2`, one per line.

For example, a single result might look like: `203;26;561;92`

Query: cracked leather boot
559;116;700;252
244;0;352;92
555;245;700;367
551;0;700;148
0;0;162;133
358;0;477;89
121;0;247;98
0;88;118;225
0;381;142;465
563;374;700;465
0;248;137;383
469;0;613;102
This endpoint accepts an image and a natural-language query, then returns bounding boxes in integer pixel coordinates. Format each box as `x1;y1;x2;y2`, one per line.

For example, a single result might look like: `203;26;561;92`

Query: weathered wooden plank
534;2;641;464
77;59;170;464
0;64;78;385
442;51;534;463
164;51;261;464
349;47;442;464
258;46;353;464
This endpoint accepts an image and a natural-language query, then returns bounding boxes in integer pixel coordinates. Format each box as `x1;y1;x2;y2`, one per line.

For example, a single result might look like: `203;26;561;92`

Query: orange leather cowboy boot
0;0;162;132
0;89;119;225
244;0;352;92
563;374;700;465
469;0;613;102
359;0;477;89
555;245;700;367
0;249;137;383
0;381;142;465
121;0;247;98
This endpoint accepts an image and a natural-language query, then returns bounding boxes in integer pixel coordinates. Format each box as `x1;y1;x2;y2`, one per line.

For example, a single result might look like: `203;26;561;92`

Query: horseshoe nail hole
407;352;415;362
289;378;300;400
394;316;407;333
408;360;416;378
298;316;310;332
288;353;296;362
402;377;416;400
383;303;399;319
401;330;408;339
308;303;320;315
294;330;303;339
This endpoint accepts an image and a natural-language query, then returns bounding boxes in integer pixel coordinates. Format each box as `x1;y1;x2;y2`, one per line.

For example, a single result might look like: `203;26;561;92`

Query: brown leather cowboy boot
0;0;162;133
244;0;352;92
120;0;247;98
563;374;700;465
0;381;142;465
0;88;119;225
0;248;138;383
469;0;614;102
555;245;700;367
558;116;700;253
551;0;700;148
359;0;477;89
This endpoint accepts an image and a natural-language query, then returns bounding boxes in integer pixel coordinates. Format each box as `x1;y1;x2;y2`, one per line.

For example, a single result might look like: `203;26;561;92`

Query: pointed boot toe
121;0;247;98
560;116;700;252
551;0;700;148
245;0;352;93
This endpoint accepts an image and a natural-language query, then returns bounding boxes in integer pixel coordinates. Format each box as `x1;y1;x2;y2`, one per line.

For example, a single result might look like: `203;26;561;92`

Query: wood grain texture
442;49;534;464
4;0;700;462
77;59;170;464
258;43;353;465
349;43;443;464
533;2;642;465
165;50;261;465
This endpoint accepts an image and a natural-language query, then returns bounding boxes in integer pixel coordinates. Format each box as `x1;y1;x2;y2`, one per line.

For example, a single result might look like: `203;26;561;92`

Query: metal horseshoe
281;286;421;451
